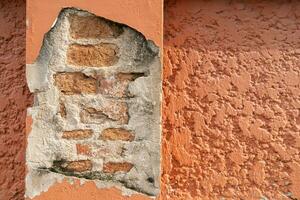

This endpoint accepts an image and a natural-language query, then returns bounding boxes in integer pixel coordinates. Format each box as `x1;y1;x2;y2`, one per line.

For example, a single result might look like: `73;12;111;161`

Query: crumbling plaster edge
25;7;162;199
25;168;157;199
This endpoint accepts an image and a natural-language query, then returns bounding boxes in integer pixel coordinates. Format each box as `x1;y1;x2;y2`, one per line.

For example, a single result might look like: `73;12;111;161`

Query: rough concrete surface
26;8;161;199
162;0;300;199
0;0;33;199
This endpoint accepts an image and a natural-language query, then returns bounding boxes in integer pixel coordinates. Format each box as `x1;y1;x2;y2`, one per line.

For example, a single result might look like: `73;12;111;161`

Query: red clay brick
54;72;97;95
67;44;118;67
100;128;134;141
64;160;92;172
69;14;123;39
76;144;92;156
103;162;133;173
62;130;93;140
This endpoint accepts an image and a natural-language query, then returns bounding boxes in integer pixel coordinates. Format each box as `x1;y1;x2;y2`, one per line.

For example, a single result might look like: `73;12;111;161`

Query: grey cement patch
26;8;161;198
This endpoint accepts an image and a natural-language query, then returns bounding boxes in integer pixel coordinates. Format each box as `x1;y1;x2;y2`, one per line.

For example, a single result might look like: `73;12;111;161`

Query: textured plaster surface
26;0;163;64
0;0;33;199
25;179;152;200
162;0;300;199
26;8;161;199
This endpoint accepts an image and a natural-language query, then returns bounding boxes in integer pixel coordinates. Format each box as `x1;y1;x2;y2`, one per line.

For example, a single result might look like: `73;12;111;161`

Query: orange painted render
25;179;152;200
162;0;300;199
0;0;33;199
26;0;163;64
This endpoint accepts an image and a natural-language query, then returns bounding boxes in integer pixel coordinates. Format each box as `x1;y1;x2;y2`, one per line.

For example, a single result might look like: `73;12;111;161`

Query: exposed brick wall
162;0;300;199
26;8;161;198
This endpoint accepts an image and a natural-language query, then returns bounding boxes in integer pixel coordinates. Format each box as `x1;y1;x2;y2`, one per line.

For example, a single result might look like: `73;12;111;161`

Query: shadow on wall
0;0;33;199
162;0;300;199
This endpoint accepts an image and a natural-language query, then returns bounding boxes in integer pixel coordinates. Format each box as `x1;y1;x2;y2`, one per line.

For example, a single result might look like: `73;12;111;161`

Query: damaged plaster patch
26;8;161;198
26;169;64;199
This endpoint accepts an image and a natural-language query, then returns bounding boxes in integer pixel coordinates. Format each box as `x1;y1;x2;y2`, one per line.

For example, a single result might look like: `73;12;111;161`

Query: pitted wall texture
26;8;161;198
162;0;300;199
0;0;32;199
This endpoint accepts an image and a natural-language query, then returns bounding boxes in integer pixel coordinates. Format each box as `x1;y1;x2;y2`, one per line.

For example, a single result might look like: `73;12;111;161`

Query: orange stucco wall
27;180;153;200
162;0;300;199
0;0;33;199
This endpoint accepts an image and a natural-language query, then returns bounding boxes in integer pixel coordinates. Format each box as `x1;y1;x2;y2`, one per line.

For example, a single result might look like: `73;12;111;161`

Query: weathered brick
62;130;93;140
67;44;119;67
59;100;66;118
100;128;134;141
69;14;123;39
54;72;96;95
80;107;108;124
103;162;133;173
54;160;92;173
98;73;144;98
76;144;92;156
80;102;128;124
95;145;124;158
102;101;129;124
